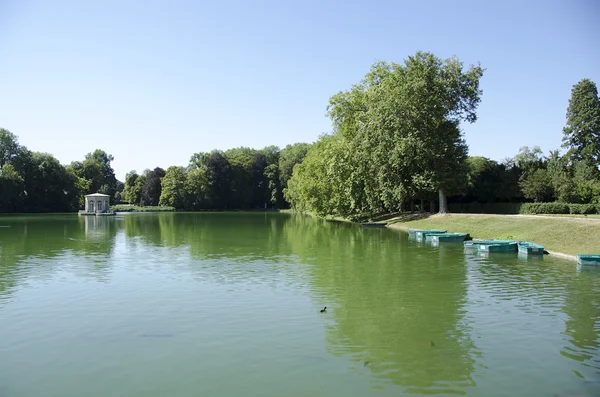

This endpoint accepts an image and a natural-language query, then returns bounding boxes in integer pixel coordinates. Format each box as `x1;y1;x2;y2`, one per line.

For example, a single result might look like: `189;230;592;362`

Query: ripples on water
0;213;599;397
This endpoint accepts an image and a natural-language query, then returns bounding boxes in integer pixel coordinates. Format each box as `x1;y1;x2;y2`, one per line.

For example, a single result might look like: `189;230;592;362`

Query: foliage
81;149;119;199
0;163;25;212
520;202;570;214
568;203;597;214
141;167;166;206
3;76;599;216
0;128;20;169
159;166;187;208
448;201;600;215
562;78;600;167
519;168;553;202
506;146;545;172
185;166;209;209
110;204;176;212
278;143;311;193
448;202;523;214
461;157;519;202
287;51;484;217
123;171;143;205
223;147;270;209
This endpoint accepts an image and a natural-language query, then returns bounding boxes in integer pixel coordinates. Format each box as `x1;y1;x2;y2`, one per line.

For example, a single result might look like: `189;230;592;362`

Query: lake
0;212;599;397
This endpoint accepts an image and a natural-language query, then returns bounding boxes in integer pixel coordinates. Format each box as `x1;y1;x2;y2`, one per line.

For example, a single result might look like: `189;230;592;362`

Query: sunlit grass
387;213;600;256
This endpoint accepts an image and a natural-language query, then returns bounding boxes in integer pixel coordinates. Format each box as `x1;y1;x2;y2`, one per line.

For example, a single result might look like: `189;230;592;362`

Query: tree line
1;51;598;215
285;53;600;219
0;130;311;212
122;143;311;210
0;136;121;212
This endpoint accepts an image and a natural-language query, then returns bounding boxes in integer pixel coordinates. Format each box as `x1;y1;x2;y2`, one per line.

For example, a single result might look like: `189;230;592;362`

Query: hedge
449;202;522;214
448;202;599;215
111;205;176;212
519;202;570;214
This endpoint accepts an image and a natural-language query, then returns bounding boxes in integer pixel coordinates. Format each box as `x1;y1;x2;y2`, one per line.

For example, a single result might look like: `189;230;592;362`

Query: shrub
448;202;522;214
449;201;599;215
111;204;175;212
569;203;597;214
520;202;570;214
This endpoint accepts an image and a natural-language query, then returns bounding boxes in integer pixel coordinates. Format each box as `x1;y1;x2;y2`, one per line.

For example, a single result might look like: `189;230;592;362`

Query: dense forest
1;51;598;215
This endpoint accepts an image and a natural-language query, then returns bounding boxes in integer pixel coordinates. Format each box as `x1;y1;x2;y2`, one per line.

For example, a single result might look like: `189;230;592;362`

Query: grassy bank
111;205;176;212
386;213;600;256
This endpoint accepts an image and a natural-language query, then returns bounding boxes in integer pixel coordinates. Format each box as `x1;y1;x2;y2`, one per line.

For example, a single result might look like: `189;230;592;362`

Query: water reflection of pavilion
84;215;113;242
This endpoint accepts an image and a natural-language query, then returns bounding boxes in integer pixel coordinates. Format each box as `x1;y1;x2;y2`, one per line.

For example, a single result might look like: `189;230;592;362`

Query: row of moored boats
407;229;600;265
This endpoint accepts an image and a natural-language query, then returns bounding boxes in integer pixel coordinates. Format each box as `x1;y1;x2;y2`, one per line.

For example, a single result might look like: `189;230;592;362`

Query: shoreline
385;222;579;262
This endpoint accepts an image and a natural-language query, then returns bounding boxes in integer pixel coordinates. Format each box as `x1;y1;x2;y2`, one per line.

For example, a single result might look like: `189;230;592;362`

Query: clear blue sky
1;0;598;181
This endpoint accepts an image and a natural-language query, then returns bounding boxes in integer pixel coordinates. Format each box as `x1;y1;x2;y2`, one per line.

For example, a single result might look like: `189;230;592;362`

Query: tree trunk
410;199;415;213
430;200;435;213
420;199;424;213
438;189;448;214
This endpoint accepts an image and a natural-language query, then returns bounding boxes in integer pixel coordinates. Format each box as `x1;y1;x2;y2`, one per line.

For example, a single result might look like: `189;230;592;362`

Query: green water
1;213;599;397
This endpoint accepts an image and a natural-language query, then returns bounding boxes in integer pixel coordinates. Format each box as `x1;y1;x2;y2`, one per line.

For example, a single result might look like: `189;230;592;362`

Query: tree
279;143;311;191
0;163;25;212
17;152;85;212
264;163;282;207
141;167;166;206
0;128;20;170
159;166;187;208
509;146;545;174
250;152;269;207
398;52;484;212
519;168;553;202
224;147;258;208
133;173;147;205
464;157;508;202
115;180;124;202
562;79;600;167
573;160;600;203
123;171;142;204
288;52;484;217
259;145;280;168
79;159;104;192
203;151;232;209
84;149;118;197
186;167;209;209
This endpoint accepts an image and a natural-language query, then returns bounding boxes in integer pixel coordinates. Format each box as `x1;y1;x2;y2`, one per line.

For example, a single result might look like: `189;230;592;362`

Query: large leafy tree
562;78;600;168
123;171;142;204
519;168;553;202
224;147;258;208
0;163;25;212
84;149;118;198
393;52;483;212
186;166;209;209
206;151;233;209
464;157;507;202
287;51;484;217
18;151;85;212
159;166;188;208
141;167;166;206
508;146;545;174
0;128;20;170
278;143;311;191
189;150;233;209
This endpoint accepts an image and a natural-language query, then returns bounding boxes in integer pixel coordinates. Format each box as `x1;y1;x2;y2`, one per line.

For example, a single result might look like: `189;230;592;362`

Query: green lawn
387;213;600;256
